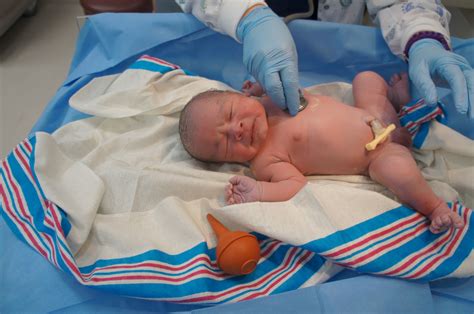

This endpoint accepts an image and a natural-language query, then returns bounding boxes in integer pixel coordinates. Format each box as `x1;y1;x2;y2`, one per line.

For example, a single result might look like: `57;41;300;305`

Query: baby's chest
258;129;310;170
269;117;309;143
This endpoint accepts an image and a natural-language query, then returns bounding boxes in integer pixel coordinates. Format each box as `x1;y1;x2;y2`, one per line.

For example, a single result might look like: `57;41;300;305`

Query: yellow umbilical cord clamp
365;123;396;151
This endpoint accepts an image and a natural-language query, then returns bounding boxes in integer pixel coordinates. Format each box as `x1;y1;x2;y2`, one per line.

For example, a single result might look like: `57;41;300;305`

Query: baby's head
179;90;268;163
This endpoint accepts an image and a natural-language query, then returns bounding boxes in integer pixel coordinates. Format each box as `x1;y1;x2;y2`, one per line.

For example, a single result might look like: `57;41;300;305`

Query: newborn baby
178;71;464;233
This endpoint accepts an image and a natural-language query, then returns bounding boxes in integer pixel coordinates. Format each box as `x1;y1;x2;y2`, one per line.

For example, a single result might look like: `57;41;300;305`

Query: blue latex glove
237;6;300;115
408;38;474;119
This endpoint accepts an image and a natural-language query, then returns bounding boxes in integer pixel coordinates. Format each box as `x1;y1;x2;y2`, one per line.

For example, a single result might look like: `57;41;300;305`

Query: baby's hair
179;89;235;161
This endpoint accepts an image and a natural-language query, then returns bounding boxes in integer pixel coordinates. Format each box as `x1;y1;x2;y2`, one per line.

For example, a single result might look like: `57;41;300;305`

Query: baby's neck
256;96;290;119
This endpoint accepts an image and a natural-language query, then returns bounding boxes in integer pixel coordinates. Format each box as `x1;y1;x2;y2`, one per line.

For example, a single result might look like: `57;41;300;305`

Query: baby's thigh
353;71;399;126
368;143;418;182
353;71;388;98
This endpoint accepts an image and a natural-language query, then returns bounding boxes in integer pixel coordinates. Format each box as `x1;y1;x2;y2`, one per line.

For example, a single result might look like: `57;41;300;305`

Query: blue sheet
1;13;473;313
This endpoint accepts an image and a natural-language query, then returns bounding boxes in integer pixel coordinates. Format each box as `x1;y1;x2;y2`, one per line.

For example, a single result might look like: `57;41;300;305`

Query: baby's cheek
239;146;256;161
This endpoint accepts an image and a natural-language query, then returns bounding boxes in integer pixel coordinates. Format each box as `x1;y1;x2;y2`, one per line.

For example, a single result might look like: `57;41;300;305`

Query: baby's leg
353;71;411;147
368;143;464;233
352;71;401;127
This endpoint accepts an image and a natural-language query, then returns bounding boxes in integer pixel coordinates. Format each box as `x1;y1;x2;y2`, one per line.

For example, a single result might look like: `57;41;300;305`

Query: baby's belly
290;100;375;175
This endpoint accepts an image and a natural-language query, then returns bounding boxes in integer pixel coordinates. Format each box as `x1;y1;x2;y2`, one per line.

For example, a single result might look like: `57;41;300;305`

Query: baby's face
190;92;268;163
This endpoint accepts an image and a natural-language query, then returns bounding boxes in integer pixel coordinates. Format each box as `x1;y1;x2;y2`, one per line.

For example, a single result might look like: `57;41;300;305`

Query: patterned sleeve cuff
403;31;451;59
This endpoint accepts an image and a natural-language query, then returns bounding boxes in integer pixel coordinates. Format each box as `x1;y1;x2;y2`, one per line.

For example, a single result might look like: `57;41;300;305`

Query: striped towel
1;55;473;304
0;138;329;304
398;98;446;148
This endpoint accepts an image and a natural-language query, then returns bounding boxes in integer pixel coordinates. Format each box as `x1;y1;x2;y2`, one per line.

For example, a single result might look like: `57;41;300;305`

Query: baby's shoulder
250;151;288;180
250;151;273;170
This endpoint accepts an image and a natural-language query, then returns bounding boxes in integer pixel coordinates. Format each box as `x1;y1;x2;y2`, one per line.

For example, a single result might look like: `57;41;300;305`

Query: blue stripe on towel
398;99;445;148
129;55;195;76
1;55;472;304
0;137;324;304
305;203;472;282
129;60;176;73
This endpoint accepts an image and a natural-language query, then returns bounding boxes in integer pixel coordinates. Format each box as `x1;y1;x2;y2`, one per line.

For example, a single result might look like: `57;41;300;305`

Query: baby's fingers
225;184;234;204
229;176;239;184
226;196;236;205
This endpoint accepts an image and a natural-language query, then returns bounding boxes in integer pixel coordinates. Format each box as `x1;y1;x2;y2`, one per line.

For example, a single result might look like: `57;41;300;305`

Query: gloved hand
408;38;474;119
237;6;300;115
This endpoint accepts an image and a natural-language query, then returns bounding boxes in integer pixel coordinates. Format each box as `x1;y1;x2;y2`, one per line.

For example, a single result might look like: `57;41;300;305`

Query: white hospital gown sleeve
174;0;266;41
366;0;451;58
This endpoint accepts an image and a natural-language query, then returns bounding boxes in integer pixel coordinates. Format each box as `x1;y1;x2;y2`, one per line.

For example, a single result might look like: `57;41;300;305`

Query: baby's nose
231;121;244;141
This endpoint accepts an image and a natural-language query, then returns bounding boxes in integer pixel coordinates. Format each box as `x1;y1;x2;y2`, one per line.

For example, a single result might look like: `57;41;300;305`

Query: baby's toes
400;73;408;81
389;73;401;86
430;216;450;234
450;212;464;229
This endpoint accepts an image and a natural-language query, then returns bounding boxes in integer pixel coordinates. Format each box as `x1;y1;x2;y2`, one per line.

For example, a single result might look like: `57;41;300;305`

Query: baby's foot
387;73;411;112
428;202;464;234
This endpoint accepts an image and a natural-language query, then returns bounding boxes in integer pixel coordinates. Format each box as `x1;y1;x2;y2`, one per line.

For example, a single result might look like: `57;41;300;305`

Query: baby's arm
226;162;307;204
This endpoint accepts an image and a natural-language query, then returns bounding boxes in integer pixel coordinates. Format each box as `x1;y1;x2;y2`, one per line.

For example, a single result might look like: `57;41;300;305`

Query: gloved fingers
409;61;438;106
464;69;474;119
280;66;300;116
264;71;287;110
437;64;468;114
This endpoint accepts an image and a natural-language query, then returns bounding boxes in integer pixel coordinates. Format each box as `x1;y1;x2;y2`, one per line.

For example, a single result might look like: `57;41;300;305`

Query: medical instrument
207;214;260;275
298;89;308;112
365;120;396;151
252;88;307;113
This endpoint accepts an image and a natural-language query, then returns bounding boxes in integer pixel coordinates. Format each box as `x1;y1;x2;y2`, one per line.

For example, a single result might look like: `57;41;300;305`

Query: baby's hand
242;80;265;97
225;175;262;205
